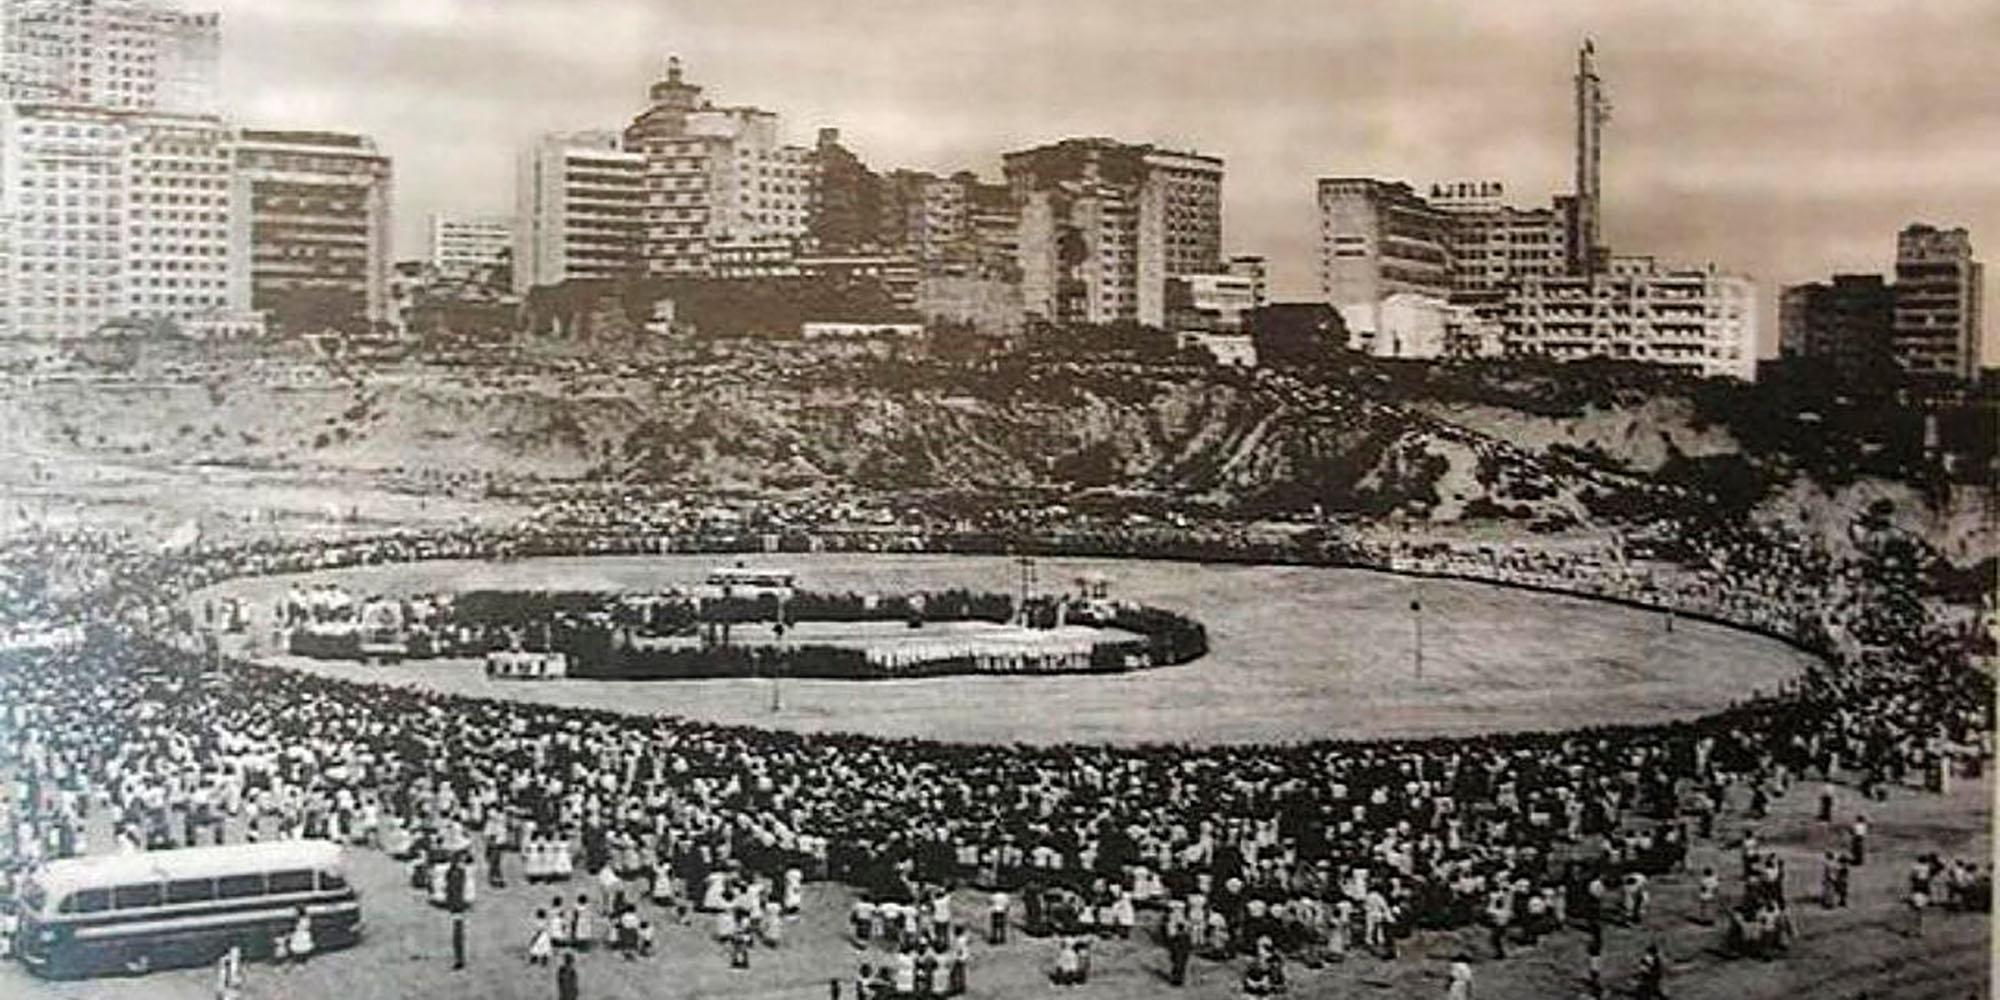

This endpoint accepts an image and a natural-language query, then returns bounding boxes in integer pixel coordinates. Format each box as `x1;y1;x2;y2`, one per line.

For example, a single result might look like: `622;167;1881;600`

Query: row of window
58;869;345;915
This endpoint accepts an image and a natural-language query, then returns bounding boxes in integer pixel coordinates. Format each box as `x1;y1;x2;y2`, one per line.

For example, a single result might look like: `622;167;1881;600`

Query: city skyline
196;0;1995;360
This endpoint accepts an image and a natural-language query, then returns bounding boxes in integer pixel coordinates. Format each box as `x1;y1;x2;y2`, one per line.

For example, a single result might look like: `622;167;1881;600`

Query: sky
201;0;1997;360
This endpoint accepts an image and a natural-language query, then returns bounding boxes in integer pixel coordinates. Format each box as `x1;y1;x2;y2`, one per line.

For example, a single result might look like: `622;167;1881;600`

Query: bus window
217;874;265;899
60;889;109;914
166;878;216;904
112;883;163;910
317;870;348;892
269;870;314;894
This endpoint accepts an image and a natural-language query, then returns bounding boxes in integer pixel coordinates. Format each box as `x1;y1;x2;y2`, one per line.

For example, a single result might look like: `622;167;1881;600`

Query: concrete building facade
622;58;811;278
1316;178;1454;311
2;0;220;113
230;129;393;332
1778;273;1894;387
1007;137;1222;329
1892;223;1982;381
0;103;257;338
427;213;511;281
1499;255;1757;380
512;130;644;291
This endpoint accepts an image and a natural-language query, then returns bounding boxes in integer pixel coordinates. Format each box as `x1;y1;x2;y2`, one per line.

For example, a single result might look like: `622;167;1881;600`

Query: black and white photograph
0;1;1992;998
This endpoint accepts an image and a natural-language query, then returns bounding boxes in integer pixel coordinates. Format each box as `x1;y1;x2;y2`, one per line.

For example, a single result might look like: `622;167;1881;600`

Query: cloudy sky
203;0;1996;359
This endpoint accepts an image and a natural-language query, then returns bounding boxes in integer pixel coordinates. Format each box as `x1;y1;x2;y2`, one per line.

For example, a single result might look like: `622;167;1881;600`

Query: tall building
1500;255;1756;380
229;130;393;333
1892;224;1982;381
1316;177;1454;312
1431;180;1568;302
806;127;880;254
427;213;511;281
1008;137;1222;328
1778;274;1894;387
621;57;812;278
512;129;644;291
0;103;254;338
2;0;219;113
1566;39;1609;277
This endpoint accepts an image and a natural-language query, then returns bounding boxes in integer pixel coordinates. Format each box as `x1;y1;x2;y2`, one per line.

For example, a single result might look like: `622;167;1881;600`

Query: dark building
1245;303;1347;367
1778;273;1894;389
806;128;882;254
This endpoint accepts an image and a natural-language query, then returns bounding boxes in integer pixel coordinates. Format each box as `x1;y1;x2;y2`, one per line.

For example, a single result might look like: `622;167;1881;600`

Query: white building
2;0;220;113
427;214;511;281
1172;272;1260;333
1500;255;1757;380
1340;292;1501;360
513;130;645;291
623;58;813;278
0;103;257;339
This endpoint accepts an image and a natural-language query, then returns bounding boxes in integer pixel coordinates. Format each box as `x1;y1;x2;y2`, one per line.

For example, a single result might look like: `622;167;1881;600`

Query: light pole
1411;583;1424;681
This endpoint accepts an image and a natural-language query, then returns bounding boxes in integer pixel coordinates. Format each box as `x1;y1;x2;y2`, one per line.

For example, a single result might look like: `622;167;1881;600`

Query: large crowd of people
0;493;1992;997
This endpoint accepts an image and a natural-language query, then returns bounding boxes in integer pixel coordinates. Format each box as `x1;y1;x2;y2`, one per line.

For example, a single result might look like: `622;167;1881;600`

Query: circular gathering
0;503;1991;1000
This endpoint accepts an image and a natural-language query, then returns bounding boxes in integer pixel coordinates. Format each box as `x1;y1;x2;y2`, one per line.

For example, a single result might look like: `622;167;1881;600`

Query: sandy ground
192;554;1819;746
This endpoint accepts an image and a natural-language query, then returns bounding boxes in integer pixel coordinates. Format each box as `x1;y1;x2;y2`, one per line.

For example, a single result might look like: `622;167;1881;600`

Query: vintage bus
14;840;361;979
697;565;797;600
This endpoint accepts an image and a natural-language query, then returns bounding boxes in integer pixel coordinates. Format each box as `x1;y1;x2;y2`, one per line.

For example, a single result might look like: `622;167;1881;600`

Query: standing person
214;943;243;1000
987;890;1008;944
529;909;554;966
1447;960;1473;1000
1634;943;1665;1000
1696;868;1719;925
1165;901;1193;987
1817;782;1835;823
1849;815;1868;867
571;894;595;953
556;952;579;1000
287;907;315;966
452;913;467;971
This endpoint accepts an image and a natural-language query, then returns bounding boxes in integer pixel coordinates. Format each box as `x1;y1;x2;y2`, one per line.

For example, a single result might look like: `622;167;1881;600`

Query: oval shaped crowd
0;497;1993;1000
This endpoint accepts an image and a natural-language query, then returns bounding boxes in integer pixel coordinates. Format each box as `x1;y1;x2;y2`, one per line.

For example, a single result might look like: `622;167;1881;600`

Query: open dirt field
193;553;1819;746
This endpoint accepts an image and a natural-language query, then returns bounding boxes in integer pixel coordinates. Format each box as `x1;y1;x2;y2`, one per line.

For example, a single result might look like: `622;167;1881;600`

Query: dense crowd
0;498;1992;997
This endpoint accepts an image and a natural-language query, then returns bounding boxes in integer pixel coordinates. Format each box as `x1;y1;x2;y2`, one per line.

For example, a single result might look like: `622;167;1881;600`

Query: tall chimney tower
1569;39;1610;276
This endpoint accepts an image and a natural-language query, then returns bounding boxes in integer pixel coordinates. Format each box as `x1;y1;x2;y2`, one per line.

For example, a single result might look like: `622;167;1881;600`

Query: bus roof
31;840;346;899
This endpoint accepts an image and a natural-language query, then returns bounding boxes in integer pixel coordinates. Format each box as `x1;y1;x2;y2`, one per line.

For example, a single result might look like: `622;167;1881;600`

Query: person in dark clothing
557;953;579;1000
452;914;467;970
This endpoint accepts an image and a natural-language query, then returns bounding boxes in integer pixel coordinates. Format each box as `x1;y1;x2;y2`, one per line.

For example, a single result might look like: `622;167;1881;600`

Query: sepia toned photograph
0;1;1992;998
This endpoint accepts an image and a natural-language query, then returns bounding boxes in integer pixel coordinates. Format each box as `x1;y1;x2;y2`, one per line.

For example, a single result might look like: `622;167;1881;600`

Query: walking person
287;907;315;966
452;913;468;971
1848;815;1868;867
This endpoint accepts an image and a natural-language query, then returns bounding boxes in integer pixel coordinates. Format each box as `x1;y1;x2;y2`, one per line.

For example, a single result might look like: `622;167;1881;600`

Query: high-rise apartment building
1778;274;1894;387
229;130;393;332
427;213;511;281
1500;255;1756;380
1007;137;1222;328
2;0;219;113
0;103;254;338
1892;224;1982;381
1430;180;1569;302
1316;177;1454;311
512;130;644;291
621;58;811;278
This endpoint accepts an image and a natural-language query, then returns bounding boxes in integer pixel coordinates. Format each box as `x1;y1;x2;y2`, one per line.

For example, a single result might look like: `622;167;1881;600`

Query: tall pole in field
769;591;787;714
1411;583;1424;680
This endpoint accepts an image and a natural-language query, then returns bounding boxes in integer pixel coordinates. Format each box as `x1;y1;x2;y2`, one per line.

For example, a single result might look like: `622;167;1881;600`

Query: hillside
1;350;1988;562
